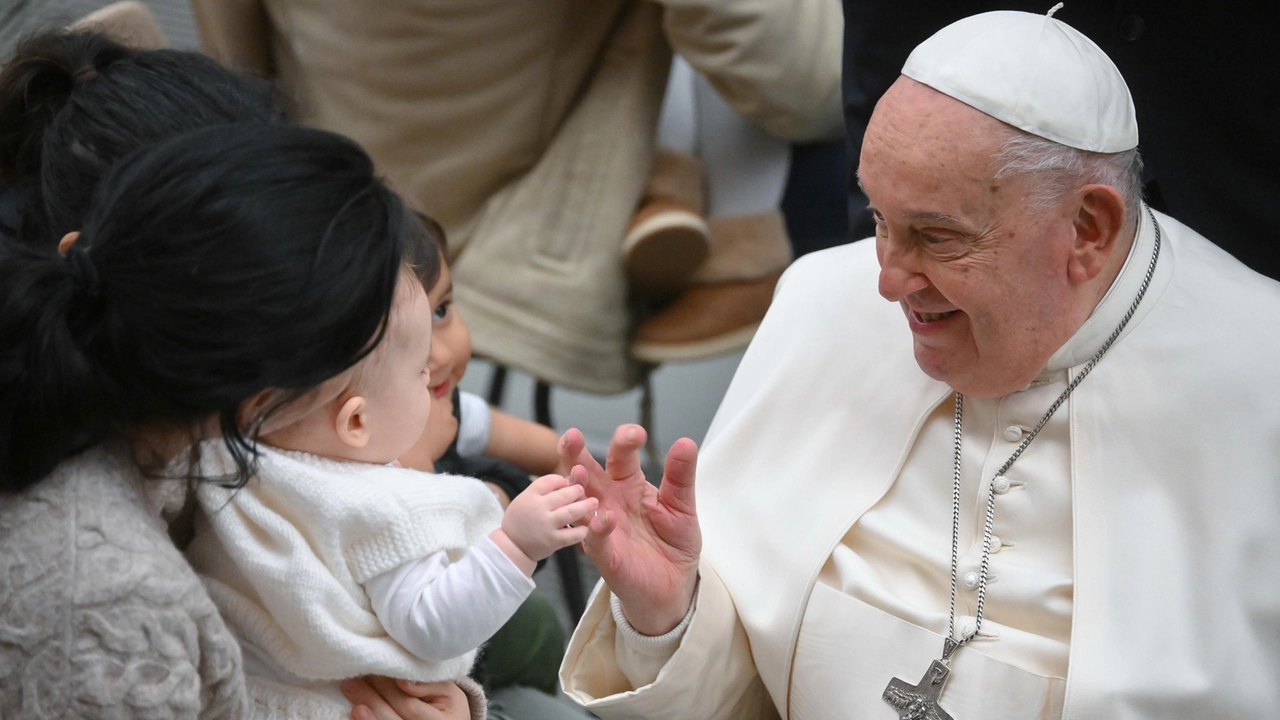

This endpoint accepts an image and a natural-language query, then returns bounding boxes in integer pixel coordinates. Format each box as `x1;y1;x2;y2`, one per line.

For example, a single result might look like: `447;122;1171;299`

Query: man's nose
877;238;930;302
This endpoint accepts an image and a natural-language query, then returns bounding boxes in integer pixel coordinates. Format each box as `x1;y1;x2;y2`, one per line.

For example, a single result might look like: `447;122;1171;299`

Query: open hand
561;424;701;636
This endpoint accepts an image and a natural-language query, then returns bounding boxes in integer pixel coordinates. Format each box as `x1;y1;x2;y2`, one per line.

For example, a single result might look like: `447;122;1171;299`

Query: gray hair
992;127;1144;229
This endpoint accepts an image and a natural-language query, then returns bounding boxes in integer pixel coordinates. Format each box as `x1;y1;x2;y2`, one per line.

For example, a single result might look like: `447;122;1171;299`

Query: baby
186;263;596;714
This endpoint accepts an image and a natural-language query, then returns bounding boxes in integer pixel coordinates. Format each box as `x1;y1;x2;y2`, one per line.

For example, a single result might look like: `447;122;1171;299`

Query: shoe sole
624;211;711;298
630;322;760;364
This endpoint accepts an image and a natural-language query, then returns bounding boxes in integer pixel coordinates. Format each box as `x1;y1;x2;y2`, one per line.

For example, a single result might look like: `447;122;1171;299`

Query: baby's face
425;260;472;403
355;273;435;462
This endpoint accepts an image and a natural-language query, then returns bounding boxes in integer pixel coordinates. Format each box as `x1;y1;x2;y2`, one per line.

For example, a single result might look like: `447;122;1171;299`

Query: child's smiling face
425;259;472;402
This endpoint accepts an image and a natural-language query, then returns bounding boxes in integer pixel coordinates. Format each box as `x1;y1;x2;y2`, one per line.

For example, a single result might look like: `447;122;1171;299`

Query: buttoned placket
953;370;1075;646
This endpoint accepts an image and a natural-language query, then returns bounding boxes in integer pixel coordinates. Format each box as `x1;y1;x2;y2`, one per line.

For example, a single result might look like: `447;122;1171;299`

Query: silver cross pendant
882;659;955;720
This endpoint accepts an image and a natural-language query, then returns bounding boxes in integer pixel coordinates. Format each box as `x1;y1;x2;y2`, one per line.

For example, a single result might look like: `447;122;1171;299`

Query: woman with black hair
0;31;475;720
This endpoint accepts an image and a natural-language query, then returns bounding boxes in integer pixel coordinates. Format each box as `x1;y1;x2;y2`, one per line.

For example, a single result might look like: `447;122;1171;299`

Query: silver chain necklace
883;208;1162;720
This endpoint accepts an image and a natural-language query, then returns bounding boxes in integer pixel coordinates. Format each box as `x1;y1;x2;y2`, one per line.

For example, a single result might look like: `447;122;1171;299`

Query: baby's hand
494;467;597;569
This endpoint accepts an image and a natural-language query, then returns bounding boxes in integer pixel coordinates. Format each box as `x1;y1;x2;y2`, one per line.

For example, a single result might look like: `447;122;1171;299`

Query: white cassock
560;208;1280;719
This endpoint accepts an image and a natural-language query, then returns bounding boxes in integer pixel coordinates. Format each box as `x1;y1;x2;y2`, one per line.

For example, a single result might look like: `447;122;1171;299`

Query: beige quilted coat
261;0;844;392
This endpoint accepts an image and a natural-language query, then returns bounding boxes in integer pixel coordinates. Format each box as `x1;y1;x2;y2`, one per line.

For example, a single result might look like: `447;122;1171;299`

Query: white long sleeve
365;536;535;662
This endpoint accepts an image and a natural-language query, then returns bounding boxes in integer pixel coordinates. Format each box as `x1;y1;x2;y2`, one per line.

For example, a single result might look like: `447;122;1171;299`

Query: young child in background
187;221;597;714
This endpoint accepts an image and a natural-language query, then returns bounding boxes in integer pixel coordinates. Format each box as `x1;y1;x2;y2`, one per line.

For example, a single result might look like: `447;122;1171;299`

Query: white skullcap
901;5;1138;153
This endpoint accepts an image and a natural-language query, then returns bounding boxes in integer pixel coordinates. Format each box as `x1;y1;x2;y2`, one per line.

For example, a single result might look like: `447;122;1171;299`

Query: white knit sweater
186;442;504;686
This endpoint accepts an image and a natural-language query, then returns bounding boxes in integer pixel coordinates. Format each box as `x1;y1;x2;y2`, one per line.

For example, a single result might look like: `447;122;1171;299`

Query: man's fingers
581;509;616;559
657;437;698;515
560;429;601;474
604;424;647;482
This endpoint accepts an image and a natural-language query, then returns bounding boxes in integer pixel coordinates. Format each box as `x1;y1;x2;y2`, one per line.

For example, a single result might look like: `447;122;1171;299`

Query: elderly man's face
860;78;1094;397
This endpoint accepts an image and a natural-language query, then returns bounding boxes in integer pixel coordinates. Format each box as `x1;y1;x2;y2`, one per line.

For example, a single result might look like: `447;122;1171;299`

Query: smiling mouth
914;309;958;322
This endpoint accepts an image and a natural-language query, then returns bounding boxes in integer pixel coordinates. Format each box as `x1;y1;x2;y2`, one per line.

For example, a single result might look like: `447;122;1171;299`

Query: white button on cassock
962;571;980;589
992;476;1011;494
989;535;1002;553
1003;425;1024;442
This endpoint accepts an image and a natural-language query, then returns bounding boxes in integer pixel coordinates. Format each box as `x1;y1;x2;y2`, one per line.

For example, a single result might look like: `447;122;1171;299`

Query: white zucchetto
901;5;1138;153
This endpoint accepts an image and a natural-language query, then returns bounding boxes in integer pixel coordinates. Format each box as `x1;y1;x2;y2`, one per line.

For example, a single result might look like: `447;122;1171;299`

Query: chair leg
534;380;553;428
638;363;660;475
554;545;587;622
487;364;508;407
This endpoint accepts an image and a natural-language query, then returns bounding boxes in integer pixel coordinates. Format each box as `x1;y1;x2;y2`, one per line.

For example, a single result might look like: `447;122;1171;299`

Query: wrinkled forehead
862;78;1009;178
858;78;1032;227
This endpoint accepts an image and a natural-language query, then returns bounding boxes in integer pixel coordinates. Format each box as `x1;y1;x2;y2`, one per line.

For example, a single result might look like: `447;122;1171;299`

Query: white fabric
456;390;493;457
562;208;1280;719
187;443;504;684
365;536;534;661
902;9;1138;152
611;579;700;688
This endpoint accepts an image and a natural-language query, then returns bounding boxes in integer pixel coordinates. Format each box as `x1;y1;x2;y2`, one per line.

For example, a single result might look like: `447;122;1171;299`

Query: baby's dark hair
0;29;280;251
0;123;439;492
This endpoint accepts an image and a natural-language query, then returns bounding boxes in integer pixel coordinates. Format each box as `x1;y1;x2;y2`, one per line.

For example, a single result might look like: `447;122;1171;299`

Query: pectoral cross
882;659;954;720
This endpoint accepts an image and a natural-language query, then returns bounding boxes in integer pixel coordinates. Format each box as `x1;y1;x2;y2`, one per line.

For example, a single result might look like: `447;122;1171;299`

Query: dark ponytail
0;29;278;249
0;242;118;486
0;123;438;493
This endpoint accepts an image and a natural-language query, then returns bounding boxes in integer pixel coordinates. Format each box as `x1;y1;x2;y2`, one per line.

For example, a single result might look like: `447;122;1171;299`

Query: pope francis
554;7;1280;720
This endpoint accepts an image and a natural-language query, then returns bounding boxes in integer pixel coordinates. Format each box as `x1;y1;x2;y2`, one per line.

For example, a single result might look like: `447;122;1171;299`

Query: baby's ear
335;396;370;448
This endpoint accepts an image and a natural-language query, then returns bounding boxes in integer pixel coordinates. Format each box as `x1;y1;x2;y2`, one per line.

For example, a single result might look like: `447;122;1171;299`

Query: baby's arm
365;471;596;662
484;408;564;476
365;539;533;662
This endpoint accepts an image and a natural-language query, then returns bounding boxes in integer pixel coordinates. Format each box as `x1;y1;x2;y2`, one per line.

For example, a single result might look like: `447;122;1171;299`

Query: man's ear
58;231;81;256
335;396;370;449
1067;184;1127;284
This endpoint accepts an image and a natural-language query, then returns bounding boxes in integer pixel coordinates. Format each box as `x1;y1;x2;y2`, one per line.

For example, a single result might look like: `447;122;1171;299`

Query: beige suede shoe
632;268;784;363
624;149;712;299
631;211;792;363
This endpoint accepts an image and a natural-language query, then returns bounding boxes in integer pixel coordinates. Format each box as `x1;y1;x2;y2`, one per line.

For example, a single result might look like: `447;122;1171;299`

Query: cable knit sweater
0;444;488;720
0;445;248;719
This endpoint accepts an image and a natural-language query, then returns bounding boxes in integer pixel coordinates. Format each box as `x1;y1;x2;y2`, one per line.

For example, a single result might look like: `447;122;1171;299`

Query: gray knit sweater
0;446;486;720
0;446;249;719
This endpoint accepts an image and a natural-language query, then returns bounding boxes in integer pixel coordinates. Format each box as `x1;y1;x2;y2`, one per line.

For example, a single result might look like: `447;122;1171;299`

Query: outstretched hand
499;471;598;565
560;424;701;636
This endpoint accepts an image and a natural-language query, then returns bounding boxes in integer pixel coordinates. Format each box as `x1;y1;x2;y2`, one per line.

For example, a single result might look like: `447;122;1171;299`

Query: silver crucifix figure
882;659;955;720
